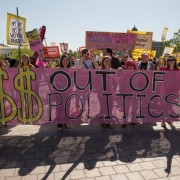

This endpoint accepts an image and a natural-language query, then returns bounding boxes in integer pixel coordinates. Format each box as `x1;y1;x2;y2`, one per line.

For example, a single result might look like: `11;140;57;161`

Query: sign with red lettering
86;31;137;50
42;46;60;58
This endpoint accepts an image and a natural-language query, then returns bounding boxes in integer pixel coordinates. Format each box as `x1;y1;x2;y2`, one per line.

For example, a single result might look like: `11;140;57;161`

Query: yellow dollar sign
0;69;17;125
14;68;43;124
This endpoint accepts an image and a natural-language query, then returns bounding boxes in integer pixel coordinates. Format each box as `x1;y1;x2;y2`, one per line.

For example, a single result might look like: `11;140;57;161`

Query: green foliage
68;49;80;59
10;47;34;60
165;29;180;53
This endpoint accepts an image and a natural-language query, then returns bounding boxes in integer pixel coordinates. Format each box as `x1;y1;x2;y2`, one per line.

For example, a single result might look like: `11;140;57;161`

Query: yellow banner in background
6;13;28;45
127;30;153;35
132;49;156;60
171;53;180;62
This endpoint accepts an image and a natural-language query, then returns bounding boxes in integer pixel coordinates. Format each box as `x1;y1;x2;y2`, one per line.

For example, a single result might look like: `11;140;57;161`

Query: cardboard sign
43;46;60;58
86;31;137;50
162;47;174;57
26;29;43;52
6;13;28;45
60;43;68;53
127;30;153;50
132;49;156;60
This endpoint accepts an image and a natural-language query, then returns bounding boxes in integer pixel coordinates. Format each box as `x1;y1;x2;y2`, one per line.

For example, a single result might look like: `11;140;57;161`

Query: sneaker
161;122;166;128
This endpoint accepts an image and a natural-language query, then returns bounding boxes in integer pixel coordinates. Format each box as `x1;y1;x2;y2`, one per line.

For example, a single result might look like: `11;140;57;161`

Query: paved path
0;122;180;180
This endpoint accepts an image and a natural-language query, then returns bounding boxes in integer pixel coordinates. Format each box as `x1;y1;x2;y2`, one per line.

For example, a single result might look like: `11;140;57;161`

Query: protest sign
161;27;168;42
132;49;156;60
6;13;28;45
162;47;174;57
86;31;137;50
26;29;43;52
42;46;60;58
127;30;153;50
0;68;179;125
60;43;68;53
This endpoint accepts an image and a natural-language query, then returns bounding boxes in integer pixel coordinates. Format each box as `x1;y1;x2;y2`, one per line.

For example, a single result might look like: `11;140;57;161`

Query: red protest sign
42;46;60;58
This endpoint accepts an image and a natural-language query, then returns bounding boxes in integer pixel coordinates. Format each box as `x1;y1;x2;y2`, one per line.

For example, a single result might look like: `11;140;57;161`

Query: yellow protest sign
162;47;174;57
132;49;156;60
6;13;28;45
127;30;153;50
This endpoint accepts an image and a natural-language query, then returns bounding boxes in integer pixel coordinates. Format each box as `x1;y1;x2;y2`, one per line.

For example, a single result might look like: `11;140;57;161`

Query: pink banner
86;31;137;50
0;68;179;125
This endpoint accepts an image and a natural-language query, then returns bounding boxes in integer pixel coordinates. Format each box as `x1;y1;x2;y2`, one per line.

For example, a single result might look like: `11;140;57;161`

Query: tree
165;29;180;53
10;47;34;59
67;49;80;59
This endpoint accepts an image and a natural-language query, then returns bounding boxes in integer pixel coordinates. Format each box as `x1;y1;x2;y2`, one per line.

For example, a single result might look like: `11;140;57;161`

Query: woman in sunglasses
161;55;179;128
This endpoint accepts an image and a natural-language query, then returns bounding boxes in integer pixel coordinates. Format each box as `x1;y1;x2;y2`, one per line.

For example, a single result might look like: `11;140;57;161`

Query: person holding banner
0;59;7;68
120;54;129;69
160;55;179;128
121;59;138;128
57;54;71;131
19;54;35;68
103;48;120;69
138;52;155;70
78;49;99;69
100;56;113;129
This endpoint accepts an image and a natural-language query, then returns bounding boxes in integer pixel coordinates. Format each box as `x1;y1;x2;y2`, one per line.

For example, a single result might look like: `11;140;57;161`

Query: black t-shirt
140;62;148;70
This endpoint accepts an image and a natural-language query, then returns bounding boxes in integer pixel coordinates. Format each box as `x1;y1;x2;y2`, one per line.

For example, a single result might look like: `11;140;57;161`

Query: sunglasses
86;53;90;55
167;59;175;62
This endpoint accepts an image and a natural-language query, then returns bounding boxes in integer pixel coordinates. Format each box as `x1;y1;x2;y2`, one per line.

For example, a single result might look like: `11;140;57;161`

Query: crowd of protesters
0;48;179;130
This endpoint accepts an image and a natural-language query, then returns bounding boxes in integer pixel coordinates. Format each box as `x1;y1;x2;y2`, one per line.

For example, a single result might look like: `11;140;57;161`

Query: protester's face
141;54;148;62
62;57;69;67
84;51;90;59
167;57;175;65
22;56;29;64
122;55;128;61
128;64;135;70
71;56;76;62
103;58;111;68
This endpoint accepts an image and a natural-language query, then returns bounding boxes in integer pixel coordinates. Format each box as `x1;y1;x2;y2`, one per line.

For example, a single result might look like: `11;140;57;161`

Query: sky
1;0;180;51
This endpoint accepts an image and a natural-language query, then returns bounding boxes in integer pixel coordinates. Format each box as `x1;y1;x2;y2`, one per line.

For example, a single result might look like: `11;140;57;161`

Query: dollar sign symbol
0;69;17;125
14;68;43;124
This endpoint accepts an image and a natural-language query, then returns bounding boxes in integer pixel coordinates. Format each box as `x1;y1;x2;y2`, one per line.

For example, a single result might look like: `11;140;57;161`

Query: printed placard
43;46;60;58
